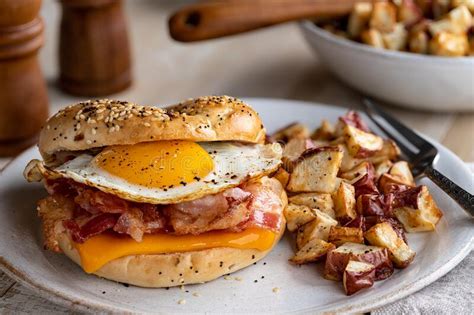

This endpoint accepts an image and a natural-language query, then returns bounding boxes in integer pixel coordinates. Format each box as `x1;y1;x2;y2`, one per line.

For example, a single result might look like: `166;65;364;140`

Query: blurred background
38;1;473;160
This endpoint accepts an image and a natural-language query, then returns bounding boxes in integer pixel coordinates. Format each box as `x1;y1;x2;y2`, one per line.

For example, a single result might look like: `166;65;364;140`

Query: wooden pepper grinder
59;0;132;96
0;0;49;157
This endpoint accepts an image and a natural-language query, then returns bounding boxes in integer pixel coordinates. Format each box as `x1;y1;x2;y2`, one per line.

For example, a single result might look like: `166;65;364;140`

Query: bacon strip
74;187;130;214
64;213;117;243
52;178;282;243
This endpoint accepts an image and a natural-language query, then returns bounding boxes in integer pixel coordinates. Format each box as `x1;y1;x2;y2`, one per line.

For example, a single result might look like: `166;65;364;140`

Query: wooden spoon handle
169;0;373;42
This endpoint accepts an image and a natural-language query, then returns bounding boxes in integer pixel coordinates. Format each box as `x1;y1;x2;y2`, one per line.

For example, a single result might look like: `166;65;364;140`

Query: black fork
363;99;474;216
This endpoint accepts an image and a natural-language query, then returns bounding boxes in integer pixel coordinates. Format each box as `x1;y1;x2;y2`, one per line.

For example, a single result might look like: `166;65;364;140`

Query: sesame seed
144;122;151;127
86;140;92;145
272;287;280;293
192;292;200;297
178;299;186;305
91;129;96;135
224;276;232;280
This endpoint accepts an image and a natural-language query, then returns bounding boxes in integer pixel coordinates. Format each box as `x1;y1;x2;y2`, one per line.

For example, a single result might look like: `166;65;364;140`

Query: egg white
48;142;282;204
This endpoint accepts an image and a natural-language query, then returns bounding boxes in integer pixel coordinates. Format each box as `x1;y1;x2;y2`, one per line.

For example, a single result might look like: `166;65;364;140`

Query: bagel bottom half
57;220;285;288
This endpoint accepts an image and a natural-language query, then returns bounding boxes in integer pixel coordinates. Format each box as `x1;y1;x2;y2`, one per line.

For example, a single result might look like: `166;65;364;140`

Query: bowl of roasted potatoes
300;0;474;112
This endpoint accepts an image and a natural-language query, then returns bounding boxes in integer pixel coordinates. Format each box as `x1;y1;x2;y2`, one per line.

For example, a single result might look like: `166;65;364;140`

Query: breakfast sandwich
24;96;287;287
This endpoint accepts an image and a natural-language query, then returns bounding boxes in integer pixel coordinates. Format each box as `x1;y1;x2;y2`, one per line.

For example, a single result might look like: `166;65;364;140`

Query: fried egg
46;141;282;204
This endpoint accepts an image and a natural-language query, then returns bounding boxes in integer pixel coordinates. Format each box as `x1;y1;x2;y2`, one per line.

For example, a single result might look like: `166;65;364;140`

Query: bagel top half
39;96;266;164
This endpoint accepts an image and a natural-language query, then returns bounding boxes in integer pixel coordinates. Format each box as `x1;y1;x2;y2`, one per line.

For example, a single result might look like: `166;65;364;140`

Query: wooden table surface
1;0;472;313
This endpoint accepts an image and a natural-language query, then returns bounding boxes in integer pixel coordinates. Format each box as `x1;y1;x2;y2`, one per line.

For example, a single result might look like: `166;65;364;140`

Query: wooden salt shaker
58;0;132;96
0;0;49;157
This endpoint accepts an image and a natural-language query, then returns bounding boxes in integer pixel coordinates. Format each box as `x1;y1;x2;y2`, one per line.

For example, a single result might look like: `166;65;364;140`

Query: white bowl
299;20;474;112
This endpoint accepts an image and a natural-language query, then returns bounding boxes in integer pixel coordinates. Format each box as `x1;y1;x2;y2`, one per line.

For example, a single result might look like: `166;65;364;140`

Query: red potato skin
365;216;407;243
353;174;379;198
343;263;376;296
324;247;394;281
392;186;423;209
345;215;366;230
340;111;370;133
356;193;394;217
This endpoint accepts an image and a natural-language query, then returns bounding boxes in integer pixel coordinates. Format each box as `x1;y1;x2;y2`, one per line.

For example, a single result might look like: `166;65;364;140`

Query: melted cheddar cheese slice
74;228;276;273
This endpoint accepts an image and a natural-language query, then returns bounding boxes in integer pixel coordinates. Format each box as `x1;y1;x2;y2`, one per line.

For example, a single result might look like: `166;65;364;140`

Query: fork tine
362;100;418;159
363;99;434;150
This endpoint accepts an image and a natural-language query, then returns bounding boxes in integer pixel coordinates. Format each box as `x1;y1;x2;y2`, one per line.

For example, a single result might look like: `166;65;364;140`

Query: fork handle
424;165;474;216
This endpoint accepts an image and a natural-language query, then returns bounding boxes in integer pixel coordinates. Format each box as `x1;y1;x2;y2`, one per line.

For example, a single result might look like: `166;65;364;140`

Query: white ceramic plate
0;98;472;314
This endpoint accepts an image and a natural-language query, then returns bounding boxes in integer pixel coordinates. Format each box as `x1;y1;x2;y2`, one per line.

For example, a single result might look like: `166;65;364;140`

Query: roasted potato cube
410;18;430;33
284;203;316;232
290;238;335;265
348;2;373;38
343;124;384;158
282;138;315;170
340;161;374;182
370;2;397;33
288;192;335;218
393;185;443;232
448;5;473;33
296;209;338;249
369;139;401;164
343;260;376;296
382;23;409;50
333;181;357;223
339;144;365;172
324;242;393;281
365;216;407;242
365;222;416;268
339;111;371;132
409;30;429;53
311;120;335;141
374;160;393;180
344;215;366;230
389;161;415;186
270;122;310;143
356;194;392;217
287;147;343;193
352;173;379;198
429;5;472;36
340;140;399;173
398;0;423;26
428;19;457;36
452;0;474;14
328;226;364;246
361;28;386;48
379;173;415;194
273;167;290;187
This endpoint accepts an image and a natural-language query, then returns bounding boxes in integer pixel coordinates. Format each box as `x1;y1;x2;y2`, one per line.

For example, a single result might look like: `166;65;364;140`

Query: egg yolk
94;141;214;189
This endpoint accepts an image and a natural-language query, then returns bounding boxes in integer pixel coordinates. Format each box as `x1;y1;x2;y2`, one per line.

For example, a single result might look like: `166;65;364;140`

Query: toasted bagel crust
39;96;266;160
